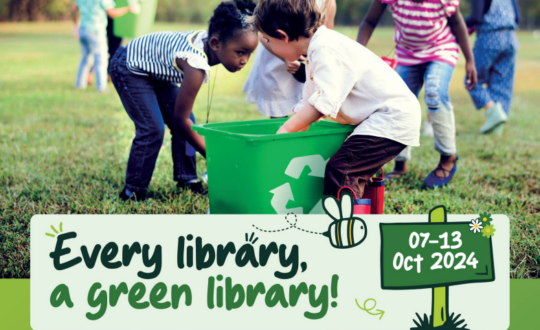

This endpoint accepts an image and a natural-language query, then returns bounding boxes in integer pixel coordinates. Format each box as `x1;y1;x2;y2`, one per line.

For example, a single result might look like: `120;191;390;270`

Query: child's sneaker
422;120;434;137
424;157;459;189
177;181;208;195
119;188;147;202
479;103;507;134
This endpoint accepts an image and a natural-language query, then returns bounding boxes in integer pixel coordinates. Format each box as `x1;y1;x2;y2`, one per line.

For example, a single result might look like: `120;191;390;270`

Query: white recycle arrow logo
269;155;327;214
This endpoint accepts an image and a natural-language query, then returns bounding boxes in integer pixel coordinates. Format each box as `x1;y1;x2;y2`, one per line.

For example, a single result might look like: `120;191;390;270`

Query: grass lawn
0;22;539;278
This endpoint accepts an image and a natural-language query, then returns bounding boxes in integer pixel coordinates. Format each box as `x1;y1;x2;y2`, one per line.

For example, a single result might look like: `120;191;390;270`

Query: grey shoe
479;103;507;134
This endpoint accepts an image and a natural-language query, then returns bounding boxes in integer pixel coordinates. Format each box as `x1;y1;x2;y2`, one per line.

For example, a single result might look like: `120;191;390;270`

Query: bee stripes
334;220;355;248
336;221;341;247
321;195;368;249
328;219;366;249
349;219;354;246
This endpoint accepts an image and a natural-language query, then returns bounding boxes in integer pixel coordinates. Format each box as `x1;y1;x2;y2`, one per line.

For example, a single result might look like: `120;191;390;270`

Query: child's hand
277;102;322;134
465;61;478;90
285;56;305;74
286;60;301;74
129;3;141;14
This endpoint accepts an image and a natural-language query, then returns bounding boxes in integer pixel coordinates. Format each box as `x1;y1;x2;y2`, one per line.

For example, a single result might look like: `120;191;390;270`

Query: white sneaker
422;120;434;137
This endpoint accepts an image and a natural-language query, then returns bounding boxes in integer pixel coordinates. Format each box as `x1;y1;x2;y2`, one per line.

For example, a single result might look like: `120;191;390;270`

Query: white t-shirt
293;26;421;147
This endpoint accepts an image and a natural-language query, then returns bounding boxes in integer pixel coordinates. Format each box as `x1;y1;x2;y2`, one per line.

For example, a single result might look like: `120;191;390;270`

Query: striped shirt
380;0;460;67
126;30;211;84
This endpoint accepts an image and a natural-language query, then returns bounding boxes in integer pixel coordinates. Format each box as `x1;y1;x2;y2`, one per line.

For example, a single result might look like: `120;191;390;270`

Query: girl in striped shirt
358;0;477;189
110;0;258;201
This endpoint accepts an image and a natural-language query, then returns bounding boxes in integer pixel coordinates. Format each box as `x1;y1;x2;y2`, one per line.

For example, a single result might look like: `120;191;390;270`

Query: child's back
298;26;421;147
381;0;460;67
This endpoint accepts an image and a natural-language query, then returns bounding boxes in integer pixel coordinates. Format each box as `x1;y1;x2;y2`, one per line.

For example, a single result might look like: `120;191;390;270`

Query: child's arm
277;102;323;134
448;11;478;90
356;0;387;46
71;2;79;38
71;2;78;24
102;0;139;19
173;59;207;157
279;47;357;134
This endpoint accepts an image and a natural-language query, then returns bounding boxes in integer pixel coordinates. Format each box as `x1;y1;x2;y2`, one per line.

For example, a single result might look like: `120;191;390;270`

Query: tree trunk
8;0;47;21
28;0;47;21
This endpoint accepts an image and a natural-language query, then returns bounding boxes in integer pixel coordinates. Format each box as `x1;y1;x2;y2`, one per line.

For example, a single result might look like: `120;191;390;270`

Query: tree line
1;0;539;29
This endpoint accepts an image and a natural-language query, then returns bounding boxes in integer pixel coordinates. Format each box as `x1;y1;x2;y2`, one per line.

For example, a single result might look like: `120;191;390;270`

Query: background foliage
0;0;538;28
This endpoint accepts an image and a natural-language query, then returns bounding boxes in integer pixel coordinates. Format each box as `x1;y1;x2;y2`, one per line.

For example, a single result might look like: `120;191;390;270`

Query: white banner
31;210;509;330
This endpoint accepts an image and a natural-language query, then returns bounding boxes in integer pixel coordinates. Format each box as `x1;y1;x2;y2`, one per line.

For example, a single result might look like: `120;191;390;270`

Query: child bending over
253;0;421;202
110;0;259;201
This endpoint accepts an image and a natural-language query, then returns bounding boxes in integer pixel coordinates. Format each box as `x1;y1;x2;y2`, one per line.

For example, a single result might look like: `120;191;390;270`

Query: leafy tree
0;0;538;28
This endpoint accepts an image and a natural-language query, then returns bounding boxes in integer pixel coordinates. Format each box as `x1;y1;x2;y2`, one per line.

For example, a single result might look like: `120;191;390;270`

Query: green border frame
1;279;538;329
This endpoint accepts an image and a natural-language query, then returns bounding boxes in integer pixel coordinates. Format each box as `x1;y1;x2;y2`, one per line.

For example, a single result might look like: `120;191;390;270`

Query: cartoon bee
322;193;367;249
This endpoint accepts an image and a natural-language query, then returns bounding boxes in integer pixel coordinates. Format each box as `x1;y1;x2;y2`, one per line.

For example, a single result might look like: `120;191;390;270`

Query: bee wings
323;193;354;222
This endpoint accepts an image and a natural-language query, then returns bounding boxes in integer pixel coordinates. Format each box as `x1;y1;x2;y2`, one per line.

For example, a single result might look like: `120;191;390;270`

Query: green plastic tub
192;119;355;214
113;0;158;39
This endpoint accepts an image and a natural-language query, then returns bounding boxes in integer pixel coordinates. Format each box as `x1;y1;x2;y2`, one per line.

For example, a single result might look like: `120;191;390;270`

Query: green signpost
380;206;495;328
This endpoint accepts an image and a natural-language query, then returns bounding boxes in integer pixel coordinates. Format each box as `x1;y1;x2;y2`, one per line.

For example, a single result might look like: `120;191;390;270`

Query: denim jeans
110;46;197;192
76;26;108;91
395;61;457;161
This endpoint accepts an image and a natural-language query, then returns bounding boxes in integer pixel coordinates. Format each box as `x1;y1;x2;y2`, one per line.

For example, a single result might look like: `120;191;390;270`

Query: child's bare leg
435;154;457;178
392;160;408;175
386;146;410;179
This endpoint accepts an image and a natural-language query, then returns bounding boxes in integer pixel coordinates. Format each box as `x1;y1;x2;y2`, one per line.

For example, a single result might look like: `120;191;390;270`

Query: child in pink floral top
358;0;477;189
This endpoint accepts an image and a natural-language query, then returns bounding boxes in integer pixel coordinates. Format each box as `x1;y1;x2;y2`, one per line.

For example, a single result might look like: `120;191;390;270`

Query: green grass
411;312;470;330
1;22;539;278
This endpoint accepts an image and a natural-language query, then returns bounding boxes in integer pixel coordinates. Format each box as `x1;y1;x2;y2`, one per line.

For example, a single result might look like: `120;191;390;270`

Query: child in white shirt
253;0;421;200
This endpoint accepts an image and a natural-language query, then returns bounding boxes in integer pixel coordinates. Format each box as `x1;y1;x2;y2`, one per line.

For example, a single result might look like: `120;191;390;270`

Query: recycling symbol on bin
269;155;327;214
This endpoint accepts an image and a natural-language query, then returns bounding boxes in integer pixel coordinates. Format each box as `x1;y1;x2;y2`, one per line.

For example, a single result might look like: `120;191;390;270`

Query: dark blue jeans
110;46;197;192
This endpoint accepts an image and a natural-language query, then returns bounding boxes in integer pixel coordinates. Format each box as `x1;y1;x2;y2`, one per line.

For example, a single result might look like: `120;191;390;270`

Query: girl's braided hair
208;0;257;44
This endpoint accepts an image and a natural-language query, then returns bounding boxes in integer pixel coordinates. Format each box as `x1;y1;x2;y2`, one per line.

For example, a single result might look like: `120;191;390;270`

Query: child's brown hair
253;0;322;41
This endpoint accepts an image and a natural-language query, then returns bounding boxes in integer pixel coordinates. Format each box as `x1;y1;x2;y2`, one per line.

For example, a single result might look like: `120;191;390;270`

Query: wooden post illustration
430;206;449;327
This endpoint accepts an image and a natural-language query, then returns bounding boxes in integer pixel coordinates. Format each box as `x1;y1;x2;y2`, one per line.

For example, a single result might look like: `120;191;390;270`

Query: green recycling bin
192;119;355;214
113;0;158;39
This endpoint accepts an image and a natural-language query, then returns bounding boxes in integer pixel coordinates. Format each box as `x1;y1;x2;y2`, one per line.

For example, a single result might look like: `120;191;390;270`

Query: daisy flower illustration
469;219;483;234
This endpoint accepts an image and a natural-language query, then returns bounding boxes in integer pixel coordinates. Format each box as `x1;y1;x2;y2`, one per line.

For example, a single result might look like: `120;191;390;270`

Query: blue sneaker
424;157;459;189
